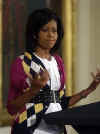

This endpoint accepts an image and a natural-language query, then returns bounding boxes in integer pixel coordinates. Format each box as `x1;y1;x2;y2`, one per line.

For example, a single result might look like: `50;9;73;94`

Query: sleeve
59;88;71;109
53;54;66;90
7;57;29;115
54;55;71;109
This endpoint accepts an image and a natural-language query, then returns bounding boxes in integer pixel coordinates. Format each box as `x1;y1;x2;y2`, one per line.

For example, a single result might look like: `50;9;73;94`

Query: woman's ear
33;35;38;40
33;35;36;39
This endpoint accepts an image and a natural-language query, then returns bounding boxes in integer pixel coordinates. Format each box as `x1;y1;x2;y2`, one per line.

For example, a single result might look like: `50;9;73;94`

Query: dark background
2;0;47;106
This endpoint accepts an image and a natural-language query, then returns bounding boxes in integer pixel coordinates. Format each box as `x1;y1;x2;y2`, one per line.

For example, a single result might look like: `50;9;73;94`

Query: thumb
91;72;96;80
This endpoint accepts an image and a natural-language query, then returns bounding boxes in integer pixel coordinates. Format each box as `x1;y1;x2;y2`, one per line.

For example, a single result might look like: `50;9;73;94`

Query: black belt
49;90;60;103
31;89;60;104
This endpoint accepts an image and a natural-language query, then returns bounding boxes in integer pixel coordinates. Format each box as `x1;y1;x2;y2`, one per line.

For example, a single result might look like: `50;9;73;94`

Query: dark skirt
12;122;33;134
43;101;100;134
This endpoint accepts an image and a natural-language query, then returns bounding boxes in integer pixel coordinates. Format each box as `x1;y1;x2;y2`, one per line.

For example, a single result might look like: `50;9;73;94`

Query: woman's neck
35;47;51;60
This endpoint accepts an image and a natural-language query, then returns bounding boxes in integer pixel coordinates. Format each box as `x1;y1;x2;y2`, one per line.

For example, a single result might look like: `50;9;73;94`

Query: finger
96;68;100;74
95;75;100;82
91;72;96;79
26;72;33;80
40;70;49;79
90;72;100;82
44;70;50;78
37;74;41;80
96;65;100;73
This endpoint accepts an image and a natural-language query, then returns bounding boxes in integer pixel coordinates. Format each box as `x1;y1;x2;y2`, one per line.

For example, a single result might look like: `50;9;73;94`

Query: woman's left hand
89;67;100;91
68;67;100;105
91;67;100;83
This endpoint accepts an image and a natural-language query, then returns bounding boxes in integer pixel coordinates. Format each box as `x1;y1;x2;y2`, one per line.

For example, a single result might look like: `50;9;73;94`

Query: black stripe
31;53;46;69
24;56;31;66
27;106;35;118
30;68;36;77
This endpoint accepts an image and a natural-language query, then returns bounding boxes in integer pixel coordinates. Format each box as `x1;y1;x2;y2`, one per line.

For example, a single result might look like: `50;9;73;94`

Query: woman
7;8;100;134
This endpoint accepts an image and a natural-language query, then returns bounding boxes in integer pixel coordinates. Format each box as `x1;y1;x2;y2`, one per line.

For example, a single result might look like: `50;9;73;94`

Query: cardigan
7;53;71;133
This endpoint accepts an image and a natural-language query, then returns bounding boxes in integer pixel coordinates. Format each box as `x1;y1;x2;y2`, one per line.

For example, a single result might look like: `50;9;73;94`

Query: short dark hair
25;8;64;54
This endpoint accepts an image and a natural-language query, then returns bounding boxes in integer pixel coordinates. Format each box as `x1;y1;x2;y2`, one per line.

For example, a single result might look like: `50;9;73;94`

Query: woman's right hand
29;69;49;94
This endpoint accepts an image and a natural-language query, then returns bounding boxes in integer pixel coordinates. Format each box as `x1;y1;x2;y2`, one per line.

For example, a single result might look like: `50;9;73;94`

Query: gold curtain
0;0;3;109
61;0;77;96
0;0;27;126
0;0;12;121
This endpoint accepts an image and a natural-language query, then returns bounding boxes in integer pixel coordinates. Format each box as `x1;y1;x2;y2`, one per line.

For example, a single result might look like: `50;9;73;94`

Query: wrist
79;90;88;99
88;80;98;91
80;94;87;99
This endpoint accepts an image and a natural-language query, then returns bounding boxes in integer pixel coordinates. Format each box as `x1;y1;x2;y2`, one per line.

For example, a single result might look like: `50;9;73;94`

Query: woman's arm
7;57;49;115
68;71;100;106
7;87;40;115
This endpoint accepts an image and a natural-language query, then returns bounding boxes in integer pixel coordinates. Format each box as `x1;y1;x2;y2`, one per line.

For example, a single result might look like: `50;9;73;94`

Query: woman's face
37;20;58;50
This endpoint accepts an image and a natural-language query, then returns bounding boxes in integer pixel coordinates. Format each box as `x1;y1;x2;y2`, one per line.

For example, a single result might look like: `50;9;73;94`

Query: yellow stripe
22;61;30;73
39;65;45;71
22;61;32;79
60;90;64;98
26;88;30;91
23;88;30;93
25;52;32;60
34;103;43;113
19;111;27;123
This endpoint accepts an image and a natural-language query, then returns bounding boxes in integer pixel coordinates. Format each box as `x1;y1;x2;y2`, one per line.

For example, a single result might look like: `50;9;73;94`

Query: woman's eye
41;29;48;32
52;29;57;33
41;28;57;33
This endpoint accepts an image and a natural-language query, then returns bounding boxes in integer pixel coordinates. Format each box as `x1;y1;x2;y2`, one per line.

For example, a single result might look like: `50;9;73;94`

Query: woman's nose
48;31;54;37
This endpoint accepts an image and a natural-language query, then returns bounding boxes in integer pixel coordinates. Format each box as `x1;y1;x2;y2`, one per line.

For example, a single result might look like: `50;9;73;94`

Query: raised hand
87;67;100;92
29;69;49;95
91;67;100;83
78;67;100;99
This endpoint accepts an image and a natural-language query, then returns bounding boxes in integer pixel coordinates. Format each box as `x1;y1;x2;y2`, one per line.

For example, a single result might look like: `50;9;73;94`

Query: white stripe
26;103;34;109
27;114;36;127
